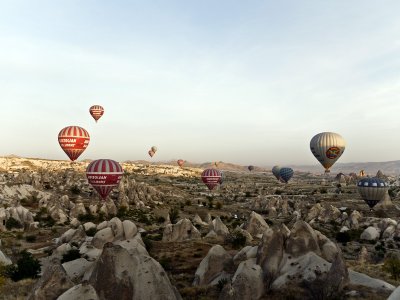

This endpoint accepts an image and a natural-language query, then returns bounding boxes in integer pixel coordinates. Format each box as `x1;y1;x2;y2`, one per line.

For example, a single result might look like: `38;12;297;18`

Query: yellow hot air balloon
310;132;345;173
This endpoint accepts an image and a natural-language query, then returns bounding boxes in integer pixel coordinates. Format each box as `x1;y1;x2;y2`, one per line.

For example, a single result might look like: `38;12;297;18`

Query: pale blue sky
1;1;399;166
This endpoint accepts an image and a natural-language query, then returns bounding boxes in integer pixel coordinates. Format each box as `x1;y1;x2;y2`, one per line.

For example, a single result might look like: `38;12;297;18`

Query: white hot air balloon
310;132;345;173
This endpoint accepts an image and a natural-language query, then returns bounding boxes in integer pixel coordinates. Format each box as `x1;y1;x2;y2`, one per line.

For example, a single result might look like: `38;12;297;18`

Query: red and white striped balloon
89;105;104;122
58;126;90;161
201;168;222;190
86;159;123;200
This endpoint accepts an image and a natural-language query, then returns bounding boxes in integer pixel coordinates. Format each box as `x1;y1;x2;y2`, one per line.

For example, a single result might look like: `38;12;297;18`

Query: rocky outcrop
88;243;181;300
57;283;99;300
29;258;74;300
209;217;229;237
193;245;233;286
162;218;201;242
0;248;12;265
219;260;264;300
243;211;268;238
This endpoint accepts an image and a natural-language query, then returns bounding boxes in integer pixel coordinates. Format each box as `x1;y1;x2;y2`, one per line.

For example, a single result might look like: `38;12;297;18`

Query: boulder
162;218;201;242
211;217;229;237
193;245;232;286
122;220;138;240
360;227;380;241
243;211;269;238
57;283;99;300
92;227;114;249
0;249;12;265
28;258;74;300
62;258;93;282
220;260;264;300
108;217;124;240
88;243;181;300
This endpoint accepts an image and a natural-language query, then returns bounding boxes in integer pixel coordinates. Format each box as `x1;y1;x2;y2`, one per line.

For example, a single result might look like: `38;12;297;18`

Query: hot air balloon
279;167;294;183
248;165;255;172
310;132;345;173
177;159;185;167
86;159;123;200
201;168;222;190
148;150;155;158
357;177;388;209
58;126;90;161
272;166;281;180
89;105;104;122
151;146;158;153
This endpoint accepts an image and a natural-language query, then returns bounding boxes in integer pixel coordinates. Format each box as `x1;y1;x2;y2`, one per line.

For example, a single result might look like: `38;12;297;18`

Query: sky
0;1;400;166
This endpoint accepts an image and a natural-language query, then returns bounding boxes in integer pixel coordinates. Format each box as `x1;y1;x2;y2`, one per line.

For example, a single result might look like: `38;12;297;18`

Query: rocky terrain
1;156;400;299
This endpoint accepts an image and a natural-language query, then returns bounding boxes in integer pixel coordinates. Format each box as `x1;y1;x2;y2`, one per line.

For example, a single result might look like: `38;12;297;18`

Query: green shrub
70;185;81;195
25;235;37;243
6;217;22;230
383;256;400;280
85;227;97;237
61;249;81;264
156;216;166;223
169;207;180;224
6;250;41;281
159;257;173;271
215;202;223;209
117;206;128;218
217;278;229;291
225;230;247;249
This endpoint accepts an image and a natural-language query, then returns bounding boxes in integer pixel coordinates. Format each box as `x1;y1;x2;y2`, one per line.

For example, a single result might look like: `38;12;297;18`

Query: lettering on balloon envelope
325;147;341;159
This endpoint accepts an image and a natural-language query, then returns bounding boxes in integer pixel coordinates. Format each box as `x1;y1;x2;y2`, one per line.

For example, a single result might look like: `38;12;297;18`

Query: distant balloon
151;146;158;153
89;105;104;122
310;132;345;173
248;165;255;172
148;150;155;158
86;159;123;200
201;168;222;190
214;162;219;168
272;166;281;180
279;167;294;183
177;159;185;167
58;126;90;161
357;177;388;209
359;170;365;177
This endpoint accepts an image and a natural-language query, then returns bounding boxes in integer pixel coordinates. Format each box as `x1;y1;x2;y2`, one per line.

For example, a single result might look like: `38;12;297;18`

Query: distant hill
289;161;400;176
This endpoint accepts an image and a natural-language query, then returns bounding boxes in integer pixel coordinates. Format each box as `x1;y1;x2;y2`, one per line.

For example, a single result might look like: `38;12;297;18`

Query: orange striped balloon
58;126;90;161
201;168;222;190
86;159;123;200
89;105;104;122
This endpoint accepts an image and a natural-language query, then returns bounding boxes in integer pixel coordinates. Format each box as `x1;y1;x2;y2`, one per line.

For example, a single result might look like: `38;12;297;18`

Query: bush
217;278;229;291
215;202;223;209
319;187;328;194
156;216;166;223
159;257;173;271
25;235;37;243
70;185;81;195
185;200;191;206
169;207;180;224
77;212;96;223
383;256;400;280
274;190;283;195
117;207;128;219
225;231;247;249
6;250;40;281
5;217;22;230
85;227;97;237
61;249;81;264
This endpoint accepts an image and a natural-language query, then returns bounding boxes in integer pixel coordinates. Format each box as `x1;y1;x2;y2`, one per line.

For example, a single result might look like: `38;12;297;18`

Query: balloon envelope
310;132;345;173
177;159;185;167
357;177;388;209
272;166;281;180
148;150;155;158
151;146;158;152
89;105;104;122
201;168;222;190
58;126;90;161
279;167;294;183
86;159;123;200
248;165;255;171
